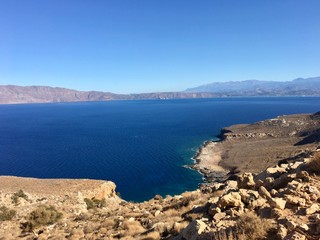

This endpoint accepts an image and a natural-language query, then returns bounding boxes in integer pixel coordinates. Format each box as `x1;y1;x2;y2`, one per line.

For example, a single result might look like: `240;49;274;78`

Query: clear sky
1;1;320;93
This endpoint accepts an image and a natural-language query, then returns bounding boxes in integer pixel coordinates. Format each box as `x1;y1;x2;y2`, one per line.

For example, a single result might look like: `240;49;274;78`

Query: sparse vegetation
306;152;320;174
21;205;63;232
11;190;28;205
84;198;107;210
235;211;275;240
122;220;145;236
0;206;16;221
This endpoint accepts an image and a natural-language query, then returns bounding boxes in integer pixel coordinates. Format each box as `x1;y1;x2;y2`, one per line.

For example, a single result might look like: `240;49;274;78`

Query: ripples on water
0;97;319;201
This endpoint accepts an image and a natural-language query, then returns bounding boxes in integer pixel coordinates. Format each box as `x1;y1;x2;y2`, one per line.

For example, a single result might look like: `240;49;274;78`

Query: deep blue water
0;97;319;202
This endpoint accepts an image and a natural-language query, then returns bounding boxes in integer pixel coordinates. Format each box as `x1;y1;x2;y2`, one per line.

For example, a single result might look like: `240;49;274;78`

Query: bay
0;97;319;201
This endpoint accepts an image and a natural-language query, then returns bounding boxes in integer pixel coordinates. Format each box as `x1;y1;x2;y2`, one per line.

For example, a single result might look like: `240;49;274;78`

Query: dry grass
141;231;161;240
306;152;320;174
171;221;188;235
122;220;146;237
84;198;106;210
236;211;274;240
0;206;16;221
21;205;63;232
11;190;28;205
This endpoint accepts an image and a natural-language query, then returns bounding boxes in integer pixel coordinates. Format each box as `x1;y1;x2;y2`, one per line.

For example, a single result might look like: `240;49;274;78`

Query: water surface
0;97;319;201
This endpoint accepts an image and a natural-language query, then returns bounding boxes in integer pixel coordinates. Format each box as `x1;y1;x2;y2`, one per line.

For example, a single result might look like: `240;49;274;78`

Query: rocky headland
0;112;319;240
193;112;320;181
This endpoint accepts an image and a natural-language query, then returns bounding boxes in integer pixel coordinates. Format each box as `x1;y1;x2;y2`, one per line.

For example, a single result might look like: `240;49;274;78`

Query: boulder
285;195;306;207
239;189;259;205
213;212;226;222
268;197;287;210
218;192;242;209
208;205;221;216
305;203;319;215
258;186;272;200
277;225;288;239
286;220;297;231
289;161;304;170
181;220;207;240
249;197;267;209
266;166;287;178
237;173;255;189
224;180;238;191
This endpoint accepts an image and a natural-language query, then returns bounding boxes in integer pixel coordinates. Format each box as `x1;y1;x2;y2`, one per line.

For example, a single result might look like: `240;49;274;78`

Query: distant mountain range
185;77;320;96
0;77;319;104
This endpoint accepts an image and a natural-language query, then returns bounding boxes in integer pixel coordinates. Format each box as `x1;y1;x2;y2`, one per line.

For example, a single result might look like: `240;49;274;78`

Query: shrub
21;205;63;232
236;211;274;240
306;152;320;174
11;190;28;205
0;206;16;221
122;220;145;237
84;198;106;210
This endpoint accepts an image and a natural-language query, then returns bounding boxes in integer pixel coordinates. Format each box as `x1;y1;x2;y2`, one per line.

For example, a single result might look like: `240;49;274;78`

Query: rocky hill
1;76;320;104
0;85;218;104
0;113;319;240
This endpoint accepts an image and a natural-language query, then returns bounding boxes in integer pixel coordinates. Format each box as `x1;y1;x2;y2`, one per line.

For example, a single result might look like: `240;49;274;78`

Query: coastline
190;112;320;183
191;140;229;182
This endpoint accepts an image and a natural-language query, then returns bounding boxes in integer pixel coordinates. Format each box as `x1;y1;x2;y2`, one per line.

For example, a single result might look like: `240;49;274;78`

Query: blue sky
1;1;320;93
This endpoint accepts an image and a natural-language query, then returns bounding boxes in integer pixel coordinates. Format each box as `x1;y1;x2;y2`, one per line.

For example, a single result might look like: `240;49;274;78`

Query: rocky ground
0;112;319;240
193;112;320;181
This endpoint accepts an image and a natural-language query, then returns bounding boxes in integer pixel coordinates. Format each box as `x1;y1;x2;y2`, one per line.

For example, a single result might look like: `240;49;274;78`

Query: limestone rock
258;186;272;200
218;192;242;209
286;220;297;231
277;225;288;239
268;197;286;210
239;189;259;205
249;197;267;209
297;171;310;182
305;203;319;215
298;224;309;232
181;220;207;240
284;232;306;240
266;166;287;178
224;180;238;191
237;173;255;189
213;212;226;222
153;222;171;234
208;205;221;216
285;195;306;207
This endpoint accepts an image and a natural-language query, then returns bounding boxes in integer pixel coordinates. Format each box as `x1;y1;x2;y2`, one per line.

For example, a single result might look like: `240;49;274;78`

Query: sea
0;97;319;202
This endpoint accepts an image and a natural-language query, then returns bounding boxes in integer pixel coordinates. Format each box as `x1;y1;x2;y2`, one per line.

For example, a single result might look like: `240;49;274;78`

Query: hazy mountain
0;77;319;104
0;85;219;104
185;77;320;96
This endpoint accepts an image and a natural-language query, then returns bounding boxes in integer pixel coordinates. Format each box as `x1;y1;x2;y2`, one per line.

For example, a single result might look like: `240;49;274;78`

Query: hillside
185;77;320;96
0;85;218;104
0;113;319;239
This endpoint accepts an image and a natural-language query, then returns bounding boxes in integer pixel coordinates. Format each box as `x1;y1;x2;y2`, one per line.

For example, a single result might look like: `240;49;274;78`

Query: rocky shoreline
192;112;320;183
191;141;228;183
